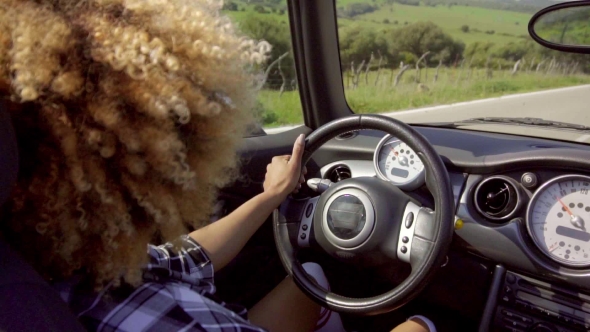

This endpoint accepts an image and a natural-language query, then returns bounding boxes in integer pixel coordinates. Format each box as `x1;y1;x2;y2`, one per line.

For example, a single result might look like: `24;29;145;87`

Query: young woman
0;0;433;330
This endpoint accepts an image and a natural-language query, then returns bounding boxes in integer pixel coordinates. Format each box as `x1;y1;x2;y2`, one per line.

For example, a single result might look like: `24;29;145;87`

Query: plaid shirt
55;236;267;332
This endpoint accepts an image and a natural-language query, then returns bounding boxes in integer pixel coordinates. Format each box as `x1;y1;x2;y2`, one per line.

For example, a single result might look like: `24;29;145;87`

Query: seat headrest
0;100;18;208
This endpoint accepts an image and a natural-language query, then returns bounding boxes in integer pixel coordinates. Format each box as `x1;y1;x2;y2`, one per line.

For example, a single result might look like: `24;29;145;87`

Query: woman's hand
192;134;308;271
263;134;308;201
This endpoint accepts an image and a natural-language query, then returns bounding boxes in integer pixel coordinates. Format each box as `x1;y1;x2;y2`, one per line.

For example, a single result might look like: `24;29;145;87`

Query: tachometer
527;174;590;267
373;135;425;190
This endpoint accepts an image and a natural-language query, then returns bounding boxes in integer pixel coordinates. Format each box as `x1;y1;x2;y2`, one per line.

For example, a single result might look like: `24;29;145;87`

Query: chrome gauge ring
527;174;590;267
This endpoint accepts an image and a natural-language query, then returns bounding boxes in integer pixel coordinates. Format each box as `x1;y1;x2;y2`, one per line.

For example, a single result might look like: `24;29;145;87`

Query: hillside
224;0;539;48
338;3;532;46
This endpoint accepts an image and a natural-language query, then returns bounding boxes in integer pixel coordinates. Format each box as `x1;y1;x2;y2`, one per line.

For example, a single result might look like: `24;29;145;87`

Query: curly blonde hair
0;0;270;287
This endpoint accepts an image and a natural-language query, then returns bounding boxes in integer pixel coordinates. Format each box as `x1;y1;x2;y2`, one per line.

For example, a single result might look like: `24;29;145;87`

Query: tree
253;5;267;14
387;22;464;66
339;3;378;18
494;41;533;62
464;41;495;67
222;1;238;11
460;25;469;33
397;0;420;6
339;27;388;67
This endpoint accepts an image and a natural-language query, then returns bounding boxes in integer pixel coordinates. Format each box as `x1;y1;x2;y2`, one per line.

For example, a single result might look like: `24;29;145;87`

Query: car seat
0;100;86;332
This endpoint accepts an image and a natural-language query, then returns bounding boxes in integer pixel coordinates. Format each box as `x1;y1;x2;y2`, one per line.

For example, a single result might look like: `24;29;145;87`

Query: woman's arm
189;134;306;272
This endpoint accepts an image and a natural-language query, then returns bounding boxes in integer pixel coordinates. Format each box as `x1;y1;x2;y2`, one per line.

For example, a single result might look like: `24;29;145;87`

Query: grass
256;90;303;126
257;68;590;127
225;7;290;24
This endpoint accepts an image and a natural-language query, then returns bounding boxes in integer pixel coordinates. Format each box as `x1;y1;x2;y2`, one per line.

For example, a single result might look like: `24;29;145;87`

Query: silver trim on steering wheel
398;201;421;263
322;188;375;248
298;196;319;248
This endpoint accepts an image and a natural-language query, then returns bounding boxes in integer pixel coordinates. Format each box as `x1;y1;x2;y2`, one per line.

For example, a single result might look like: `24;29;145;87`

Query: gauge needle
558;197;586;230
558;198;574;216
549;242;559;252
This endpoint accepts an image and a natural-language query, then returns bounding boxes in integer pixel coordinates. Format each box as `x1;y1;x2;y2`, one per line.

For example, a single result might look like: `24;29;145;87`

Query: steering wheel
273;114;454;315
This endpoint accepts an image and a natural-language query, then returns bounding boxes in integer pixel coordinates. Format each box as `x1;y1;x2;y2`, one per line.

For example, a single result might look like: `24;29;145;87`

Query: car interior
2;1;590;332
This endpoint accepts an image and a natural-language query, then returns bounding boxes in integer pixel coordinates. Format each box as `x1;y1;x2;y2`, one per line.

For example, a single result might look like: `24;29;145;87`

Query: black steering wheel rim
273;114;454;315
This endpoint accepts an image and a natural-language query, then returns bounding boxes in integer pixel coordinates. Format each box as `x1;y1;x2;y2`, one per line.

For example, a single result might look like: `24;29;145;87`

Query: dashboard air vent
327;165;352;183
474;176;520;221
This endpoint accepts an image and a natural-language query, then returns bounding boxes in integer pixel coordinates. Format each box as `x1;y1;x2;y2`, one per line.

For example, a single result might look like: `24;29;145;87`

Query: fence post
256;52;289;90
391;61;403;85
374;51;383;87
433;59;442;83
528;57;536;73
365;53;374;86
415;51;430;83
278;54;287;97
353;60;365;89
511;59;522;76
395;64;411;87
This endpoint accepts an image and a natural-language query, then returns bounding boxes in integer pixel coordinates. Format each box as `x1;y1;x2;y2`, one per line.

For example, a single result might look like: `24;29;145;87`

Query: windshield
336;0;590;142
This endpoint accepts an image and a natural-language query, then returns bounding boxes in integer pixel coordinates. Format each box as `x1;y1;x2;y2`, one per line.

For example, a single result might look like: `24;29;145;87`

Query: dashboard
311;126;590;331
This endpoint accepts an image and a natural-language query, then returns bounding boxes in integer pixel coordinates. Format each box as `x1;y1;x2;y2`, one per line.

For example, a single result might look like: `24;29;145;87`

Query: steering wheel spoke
277;196;319;249
380;200;436;269
391;201;421;263
407;207;438;270
296;196;319;248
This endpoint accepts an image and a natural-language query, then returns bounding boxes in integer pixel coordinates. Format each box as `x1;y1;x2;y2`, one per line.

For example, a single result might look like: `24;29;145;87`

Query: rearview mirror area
530;1;590;54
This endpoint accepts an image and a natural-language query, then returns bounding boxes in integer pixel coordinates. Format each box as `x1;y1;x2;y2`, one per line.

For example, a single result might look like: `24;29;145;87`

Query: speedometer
527;174;590;267
373;135;425;190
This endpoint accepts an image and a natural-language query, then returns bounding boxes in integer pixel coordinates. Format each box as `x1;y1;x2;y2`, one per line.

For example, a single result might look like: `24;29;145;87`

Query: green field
339;3;531;46
226;0;533;48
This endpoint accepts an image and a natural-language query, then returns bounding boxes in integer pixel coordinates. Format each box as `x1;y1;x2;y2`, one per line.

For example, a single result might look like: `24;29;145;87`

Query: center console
483;266;590;332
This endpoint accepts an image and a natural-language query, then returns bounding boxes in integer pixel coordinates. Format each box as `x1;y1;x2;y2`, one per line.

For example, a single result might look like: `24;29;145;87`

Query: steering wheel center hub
322;188;375;248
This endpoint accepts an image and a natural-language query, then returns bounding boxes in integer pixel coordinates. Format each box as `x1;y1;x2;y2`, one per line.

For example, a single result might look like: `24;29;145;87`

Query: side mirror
529;0;590;54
